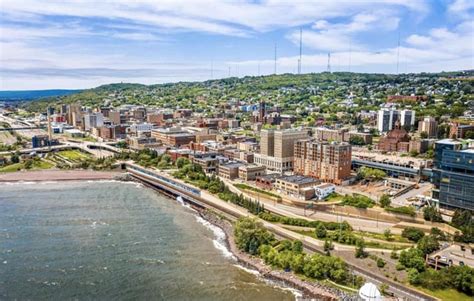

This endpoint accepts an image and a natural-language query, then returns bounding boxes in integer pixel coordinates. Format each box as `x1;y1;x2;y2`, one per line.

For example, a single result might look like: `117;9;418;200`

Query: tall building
377;109;415;133
258;101;266;122
84;113;104;131
377;109;399;133
400;110;416;129
254;128;309;173
260;129;274;156
432;139;474;210
294;140;352;185
418;116;438;138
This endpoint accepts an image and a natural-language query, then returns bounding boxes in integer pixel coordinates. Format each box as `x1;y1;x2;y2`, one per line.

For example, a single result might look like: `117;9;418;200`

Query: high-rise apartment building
294;140;352;185
418;116;438;138
377;109;415;133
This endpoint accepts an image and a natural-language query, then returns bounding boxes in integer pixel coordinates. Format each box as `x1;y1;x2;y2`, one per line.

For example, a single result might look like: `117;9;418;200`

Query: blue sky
0;0;473;90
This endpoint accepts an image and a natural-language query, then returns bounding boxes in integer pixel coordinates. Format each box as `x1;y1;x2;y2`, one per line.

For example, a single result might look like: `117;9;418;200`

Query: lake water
0;181;296;300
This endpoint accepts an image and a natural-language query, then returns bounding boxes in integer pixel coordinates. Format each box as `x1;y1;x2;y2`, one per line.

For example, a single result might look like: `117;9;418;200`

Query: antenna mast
298;27;302;74
396;30;401;74
327;52;331;73
274;43;277;74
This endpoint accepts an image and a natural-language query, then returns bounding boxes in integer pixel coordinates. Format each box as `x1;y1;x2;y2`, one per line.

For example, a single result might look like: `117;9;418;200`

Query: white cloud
288;11;400;52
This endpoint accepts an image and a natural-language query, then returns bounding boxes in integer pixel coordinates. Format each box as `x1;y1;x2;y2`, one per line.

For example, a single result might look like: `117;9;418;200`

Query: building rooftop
280;175;317;185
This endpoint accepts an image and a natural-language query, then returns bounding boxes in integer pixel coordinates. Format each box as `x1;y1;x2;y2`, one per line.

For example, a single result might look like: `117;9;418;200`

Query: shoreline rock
198;209;355;301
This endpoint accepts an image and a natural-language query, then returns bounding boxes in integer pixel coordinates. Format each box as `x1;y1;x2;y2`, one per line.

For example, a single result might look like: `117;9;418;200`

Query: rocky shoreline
198;209;355;301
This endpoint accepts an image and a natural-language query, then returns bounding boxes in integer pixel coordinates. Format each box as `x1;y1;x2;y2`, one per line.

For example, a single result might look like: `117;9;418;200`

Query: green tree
399;248;425;272
10;152;20;163
292;240;303;254
175;157;190;169
355;239;367;258
234;217;274;255
465;130;474;139
402;227;425;242
379;194;391;208
349;135;365;145
315;223;327;239
417;235;440;255
423;206;443;222
452;209;472;229
420;131;428;139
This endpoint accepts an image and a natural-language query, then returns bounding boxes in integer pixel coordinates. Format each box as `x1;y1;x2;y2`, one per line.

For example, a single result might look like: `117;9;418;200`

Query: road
221;178;395;234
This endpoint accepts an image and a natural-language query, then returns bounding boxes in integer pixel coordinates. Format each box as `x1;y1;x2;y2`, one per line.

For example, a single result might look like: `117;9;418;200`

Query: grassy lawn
56;150;91;162
0;159;54;173
234;183;282;200
325;193;343;202
417;287;472;301
355;231;412;244
291;229;407;250
0;163;24;172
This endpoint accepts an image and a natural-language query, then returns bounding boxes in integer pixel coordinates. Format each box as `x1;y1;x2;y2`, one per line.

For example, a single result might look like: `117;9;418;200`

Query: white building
129;122;155;134
314;183;336;200
84;113;104;131
377;109;415;133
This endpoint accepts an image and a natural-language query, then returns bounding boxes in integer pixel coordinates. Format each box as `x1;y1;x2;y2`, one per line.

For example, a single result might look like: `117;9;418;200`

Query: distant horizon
1;69;472;92
1;1;472;90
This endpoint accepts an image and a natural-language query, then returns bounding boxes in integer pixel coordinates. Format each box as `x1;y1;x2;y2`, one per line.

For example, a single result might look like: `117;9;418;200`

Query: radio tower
327;52;331;73
396;30;401;74
298;27;302;74
274;43;277;74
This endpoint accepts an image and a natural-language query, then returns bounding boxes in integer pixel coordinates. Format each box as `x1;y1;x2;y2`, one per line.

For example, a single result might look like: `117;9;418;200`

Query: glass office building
433;139;474;210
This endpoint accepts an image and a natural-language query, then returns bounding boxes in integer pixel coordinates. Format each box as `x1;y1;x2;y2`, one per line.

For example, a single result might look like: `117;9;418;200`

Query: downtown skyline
1;0;473;90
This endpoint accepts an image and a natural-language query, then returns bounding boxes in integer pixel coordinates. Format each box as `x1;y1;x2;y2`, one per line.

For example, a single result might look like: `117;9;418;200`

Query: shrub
399;248;425;272
417;235;440;255
376;258;386;268
423;206;443;222
341;194;375;209
379;194;391;208
385;206;416;217
402;227;425;242
315;223;327;239
355;240;367;258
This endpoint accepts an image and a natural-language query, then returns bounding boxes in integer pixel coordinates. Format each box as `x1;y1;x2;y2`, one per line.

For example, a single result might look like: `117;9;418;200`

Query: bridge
352;158;421;179
0;141;125;158
0;126;46;131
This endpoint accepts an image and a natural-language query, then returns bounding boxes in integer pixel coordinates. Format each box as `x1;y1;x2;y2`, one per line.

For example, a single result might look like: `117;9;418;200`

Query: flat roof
279;175;317;185
316;183;335;189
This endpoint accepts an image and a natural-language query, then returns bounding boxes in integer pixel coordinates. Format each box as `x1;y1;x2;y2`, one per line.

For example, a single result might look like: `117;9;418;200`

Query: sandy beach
0;169;122;182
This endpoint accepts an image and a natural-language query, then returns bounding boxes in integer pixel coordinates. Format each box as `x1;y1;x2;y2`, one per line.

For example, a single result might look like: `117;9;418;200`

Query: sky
0;0;473;90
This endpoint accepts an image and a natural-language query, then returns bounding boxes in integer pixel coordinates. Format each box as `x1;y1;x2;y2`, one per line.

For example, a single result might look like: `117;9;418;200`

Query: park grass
234;183;282;200
291;229;407;251
57;150;91;162
0;159;54;173
417;287;472;301
0;163;24;172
